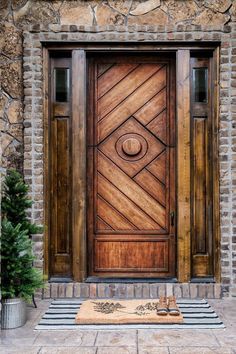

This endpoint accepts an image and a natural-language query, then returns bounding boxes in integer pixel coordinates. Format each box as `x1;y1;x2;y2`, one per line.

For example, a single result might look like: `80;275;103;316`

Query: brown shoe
157;296;168;316
168;296;180;316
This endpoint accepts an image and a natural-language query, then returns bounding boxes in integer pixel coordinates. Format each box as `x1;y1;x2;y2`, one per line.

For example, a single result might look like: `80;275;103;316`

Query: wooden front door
87;54;176;277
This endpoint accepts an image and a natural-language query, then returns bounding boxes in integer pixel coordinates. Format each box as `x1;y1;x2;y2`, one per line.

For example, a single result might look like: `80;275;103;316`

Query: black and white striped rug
35;299;225;330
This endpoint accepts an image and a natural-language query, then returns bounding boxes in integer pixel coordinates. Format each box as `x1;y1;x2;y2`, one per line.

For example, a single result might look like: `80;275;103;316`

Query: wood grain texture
147;151;167;184
49;56;72;278
99;117;165;178
190;56;214;278
192;254;209;277
54;118;70;254
97;152;166;229
134;87;166;126
193;118;207;254
97;65;167;143
133;169;166;207
97;64;162;120
95;239;169;272
96;216;113;231
177;50;191;282
87;55;176;277
72;50;86;281
147;110;167;144
97;173;160;230
98;63;138;99
97;195;137;230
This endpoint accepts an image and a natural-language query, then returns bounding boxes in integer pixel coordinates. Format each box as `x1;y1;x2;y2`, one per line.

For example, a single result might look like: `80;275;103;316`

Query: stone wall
1;0;234;170
1;0;236;297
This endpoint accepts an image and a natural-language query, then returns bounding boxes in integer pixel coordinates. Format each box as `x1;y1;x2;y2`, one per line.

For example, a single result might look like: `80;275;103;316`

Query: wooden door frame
43;43;220;283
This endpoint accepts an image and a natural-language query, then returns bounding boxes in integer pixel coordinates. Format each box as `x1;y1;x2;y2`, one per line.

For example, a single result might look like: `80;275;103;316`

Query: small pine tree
1;220;43;300
1;169;44;300
2;169;41;235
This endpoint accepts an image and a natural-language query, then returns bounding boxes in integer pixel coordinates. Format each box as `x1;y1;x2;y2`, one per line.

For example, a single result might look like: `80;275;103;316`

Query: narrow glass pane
54;68;69;102
193;68;208;103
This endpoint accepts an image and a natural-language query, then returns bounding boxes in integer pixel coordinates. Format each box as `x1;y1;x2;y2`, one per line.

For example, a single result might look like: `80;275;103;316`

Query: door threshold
85;277;178;283
191;277;215;283
49;277;73;283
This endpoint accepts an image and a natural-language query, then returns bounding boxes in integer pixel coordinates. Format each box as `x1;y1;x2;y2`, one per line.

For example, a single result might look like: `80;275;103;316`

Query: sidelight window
193;67;208;103
54;68;70;102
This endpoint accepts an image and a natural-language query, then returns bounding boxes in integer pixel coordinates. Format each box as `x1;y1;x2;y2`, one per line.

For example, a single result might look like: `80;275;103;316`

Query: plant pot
1;298;27;329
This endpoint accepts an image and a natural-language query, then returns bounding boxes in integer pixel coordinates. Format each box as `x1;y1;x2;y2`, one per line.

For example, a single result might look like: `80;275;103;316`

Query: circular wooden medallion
122;138;142;156
116;133;148;161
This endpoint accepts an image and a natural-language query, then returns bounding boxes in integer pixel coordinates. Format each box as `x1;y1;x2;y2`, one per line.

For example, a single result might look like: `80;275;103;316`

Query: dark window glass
54;68;69;102
193;68;208;103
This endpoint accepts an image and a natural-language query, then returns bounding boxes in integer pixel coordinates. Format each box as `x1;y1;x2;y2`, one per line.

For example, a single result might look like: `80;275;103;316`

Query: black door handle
170;211;175;226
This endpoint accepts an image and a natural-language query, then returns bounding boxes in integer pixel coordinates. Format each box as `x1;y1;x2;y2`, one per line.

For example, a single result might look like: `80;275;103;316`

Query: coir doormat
75;299;183;324
35;299;225;330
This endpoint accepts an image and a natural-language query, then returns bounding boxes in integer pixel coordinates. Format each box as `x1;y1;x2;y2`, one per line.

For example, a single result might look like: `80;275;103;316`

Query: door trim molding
72;50;87;281
176;50;191;282
212;47;221;283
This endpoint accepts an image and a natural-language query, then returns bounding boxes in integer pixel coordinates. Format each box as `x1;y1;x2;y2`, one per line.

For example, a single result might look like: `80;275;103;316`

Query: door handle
170;211;175;226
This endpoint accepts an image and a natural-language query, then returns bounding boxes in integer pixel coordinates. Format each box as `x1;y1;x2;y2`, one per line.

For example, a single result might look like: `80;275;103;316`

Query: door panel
94;239;170;272
87;55;176;277
190;57;213;278
49;56;72;278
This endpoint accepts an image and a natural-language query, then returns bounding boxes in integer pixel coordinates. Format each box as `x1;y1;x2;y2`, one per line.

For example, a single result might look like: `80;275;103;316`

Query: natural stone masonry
1;0;234;171
0;0;236;298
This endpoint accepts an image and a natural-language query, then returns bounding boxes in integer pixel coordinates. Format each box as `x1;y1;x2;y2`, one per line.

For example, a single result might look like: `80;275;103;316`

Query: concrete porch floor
1;299;236;354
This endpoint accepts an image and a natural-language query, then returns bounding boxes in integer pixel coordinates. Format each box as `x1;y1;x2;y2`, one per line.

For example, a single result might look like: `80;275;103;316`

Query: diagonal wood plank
97;195;137;230
133;87;166;125
98;173;163;230
98;151;166;228
98;64;162;121
133;169;166;207
98;64;139;99
96;216;114;231
98;66;167;143
146;150;167;185
97;63;113;77
97;64;163;120
147;109;167;144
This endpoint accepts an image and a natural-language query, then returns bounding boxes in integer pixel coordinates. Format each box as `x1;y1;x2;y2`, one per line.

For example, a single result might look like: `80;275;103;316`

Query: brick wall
1;0;236;297
42;282;222;300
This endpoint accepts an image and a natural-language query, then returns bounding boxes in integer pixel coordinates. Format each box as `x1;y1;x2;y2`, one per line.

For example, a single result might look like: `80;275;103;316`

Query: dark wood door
87;54;176;277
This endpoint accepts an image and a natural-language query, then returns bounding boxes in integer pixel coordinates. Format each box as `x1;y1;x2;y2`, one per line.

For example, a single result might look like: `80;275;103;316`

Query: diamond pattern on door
99;117;165;178
96;63;169;232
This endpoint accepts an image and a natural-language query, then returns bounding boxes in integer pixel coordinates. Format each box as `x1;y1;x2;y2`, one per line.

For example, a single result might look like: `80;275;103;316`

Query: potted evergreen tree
1;169;43;329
